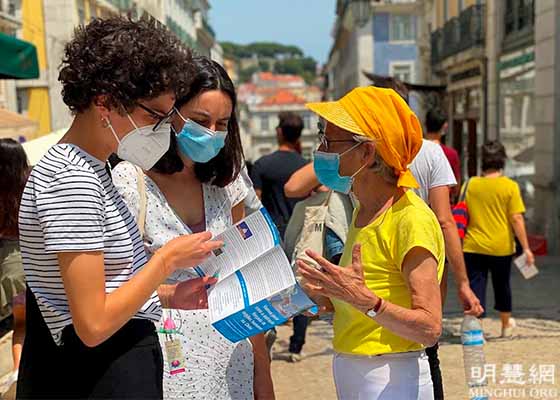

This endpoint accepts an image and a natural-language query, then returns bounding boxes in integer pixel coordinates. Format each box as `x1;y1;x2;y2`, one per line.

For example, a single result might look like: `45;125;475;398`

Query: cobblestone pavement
272;258;560;400
3;259;560;399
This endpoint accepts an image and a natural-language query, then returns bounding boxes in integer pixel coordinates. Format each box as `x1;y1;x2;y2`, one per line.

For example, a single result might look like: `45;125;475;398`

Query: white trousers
333;351;434;400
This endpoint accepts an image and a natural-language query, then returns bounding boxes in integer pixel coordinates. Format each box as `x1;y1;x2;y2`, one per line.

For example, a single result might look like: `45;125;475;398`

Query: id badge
165;339;186;375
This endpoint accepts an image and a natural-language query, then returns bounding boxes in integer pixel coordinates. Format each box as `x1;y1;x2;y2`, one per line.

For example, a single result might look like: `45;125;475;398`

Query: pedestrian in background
250;112;308;238
424;108;461;200
283;186;353;362
463;140;534;338
17;17;222;399
299;87;444;399
250;112;309;360
113;56;274;400
0;139;28;392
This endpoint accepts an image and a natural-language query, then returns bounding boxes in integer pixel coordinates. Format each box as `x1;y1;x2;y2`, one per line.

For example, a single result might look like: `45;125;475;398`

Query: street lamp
351;0;371;27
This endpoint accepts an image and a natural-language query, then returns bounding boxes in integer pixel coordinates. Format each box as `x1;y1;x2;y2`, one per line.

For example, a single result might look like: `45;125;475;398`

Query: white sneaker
501;318;516;338
288;352;305;363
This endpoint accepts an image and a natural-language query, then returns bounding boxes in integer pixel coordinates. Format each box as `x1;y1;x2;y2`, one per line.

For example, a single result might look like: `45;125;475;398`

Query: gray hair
351;135;398;185
370;151;398;185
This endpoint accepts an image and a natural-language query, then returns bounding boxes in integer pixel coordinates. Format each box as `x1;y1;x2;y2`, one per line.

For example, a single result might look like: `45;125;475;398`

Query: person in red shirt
425;108;461;199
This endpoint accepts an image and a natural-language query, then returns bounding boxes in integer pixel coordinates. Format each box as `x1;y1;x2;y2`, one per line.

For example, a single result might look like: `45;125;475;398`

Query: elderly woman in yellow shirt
298;87;444;400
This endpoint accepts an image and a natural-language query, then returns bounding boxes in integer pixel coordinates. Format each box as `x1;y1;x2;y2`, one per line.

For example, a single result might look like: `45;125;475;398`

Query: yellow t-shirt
332;190;445;356
463;176;525;256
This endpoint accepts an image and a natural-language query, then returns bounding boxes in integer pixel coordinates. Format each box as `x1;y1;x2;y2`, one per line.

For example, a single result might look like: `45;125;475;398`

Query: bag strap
459;177;471;203
135;165;147;238
322;190;333;207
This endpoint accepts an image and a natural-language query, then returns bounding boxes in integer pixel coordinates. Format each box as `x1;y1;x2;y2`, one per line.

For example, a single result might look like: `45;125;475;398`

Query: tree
273;57;317;83
258;60;271;72
238;66;259;83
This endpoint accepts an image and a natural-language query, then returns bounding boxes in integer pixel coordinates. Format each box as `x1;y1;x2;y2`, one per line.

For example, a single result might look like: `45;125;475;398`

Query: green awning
0;32;39;79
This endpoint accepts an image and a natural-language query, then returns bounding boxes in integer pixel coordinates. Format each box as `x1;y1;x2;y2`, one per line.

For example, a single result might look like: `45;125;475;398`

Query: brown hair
278;112;304;143
482;140;507;171
0;139;29;238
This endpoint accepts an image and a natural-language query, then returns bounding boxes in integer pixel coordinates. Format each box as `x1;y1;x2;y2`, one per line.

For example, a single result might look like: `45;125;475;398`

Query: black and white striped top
19;144;161;344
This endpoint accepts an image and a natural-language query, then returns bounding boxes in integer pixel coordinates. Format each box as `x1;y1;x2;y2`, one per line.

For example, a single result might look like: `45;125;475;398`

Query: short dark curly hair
59;16;192;113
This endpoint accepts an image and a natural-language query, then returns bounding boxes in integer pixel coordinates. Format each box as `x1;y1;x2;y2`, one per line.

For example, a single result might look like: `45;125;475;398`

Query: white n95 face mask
107;113;171;171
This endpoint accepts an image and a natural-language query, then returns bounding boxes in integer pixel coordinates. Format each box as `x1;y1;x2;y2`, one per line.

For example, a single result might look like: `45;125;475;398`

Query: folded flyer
513;253;539;280
196;207;316;343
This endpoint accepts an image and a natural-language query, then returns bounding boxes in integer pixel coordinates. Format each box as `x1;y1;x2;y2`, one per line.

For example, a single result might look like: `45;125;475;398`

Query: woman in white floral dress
113;57;273;400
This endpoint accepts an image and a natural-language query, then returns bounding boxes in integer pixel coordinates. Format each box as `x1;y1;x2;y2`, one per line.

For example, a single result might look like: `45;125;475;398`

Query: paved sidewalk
271;257;560;400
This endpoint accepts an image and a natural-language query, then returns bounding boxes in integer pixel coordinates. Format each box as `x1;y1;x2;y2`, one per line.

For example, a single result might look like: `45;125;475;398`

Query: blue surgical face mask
313;142;368;194
175;110;227;163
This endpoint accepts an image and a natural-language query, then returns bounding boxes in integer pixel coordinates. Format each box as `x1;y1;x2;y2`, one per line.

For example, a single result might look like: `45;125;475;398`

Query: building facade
325;0;424;113
429;0;486;178
14;0;221;138
238;72;321;162
0;0;22;113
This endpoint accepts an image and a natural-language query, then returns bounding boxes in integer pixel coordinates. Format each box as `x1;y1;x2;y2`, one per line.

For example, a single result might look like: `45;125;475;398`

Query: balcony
431;3;485;67
503;0;534;52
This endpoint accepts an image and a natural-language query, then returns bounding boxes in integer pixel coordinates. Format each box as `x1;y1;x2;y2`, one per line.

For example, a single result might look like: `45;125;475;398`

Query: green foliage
274;57;317;83
238;65;259;83
220;41;304;59
258;60;271;72
221;41;317;84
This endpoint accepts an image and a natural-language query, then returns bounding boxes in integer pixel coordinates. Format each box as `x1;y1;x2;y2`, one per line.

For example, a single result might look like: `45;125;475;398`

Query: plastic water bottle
461;315;488;400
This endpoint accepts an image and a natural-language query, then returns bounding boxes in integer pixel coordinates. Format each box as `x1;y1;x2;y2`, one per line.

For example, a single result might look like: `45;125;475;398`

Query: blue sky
209;0;337;65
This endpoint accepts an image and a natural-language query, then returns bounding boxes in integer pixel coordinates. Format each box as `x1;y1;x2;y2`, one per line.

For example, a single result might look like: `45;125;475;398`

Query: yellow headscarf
306;86;422;188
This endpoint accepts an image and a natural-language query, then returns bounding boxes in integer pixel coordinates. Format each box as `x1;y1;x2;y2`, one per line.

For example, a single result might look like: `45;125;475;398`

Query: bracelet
373;297;383;313
377;298;388;316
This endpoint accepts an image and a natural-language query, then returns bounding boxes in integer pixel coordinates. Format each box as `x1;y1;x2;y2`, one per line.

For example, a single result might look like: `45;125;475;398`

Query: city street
271;257;560;400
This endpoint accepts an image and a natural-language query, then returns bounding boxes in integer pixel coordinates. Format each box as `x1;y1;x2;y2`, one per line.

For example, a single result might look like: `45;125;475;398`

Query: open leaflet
196;207;316;343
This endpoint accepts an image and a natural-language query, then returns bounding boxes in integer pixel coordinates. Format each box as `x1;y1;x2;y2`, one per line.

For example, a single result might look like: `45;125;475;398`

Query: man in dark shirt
251;112;308;238
425;108;462;199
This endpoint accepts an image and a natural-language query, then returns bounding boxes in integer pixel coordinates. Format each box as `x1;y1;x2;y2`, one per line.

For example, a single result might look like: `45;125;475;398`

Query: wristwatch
365;297;384;318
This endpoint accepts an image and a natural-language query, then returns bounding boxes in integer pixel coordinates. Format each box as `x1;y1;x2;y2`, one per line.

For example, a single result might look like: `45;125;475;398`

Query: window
504;0;534;36
16;88;29;115
389;15;415;42
390;62;414;83
89;2;97;20
458;0;464;12
303;114;311;130
77;0;86;25
443;1;448;23
260;115;269;131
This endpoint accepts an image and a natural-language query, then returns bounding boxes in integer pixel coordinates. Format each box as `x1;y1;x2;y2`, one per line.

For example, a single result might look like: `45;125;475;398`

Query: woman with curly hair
113;56;274;399
17;17;222;399
0;139;29;390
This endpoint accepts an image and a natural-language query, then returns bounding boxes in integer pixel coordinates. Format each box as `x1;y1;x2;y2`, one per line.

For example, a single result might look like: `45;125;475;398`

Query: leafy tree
258;60;271;72
238;65;259;83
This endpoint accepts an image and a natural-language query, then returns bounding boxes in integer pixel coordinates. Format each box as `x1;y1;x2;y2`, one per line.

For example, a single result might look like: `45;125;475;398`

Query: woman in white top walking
17;18;221;399
113;56;274;400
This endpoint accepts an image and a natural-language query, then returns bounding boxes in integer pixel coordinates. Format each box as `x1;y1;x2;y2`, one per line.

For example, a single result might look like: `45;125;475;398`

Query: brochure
197;208;316;342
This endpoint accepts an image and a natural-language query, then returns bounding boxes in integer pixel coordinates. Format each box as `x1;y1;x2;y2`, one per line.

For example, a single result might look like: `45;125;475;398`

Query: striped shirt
19;144;161;344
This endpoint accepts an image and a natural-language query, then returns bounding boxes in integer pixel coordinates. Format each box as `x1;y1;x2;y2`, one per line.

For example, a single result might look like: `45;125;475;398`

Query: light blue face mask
175;111;227;163
313;142;368;194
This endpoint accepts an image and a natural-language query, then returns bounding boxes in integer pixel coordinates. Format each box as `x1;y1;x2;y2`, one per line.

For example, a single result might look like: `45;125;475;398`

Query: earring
101;117;110;129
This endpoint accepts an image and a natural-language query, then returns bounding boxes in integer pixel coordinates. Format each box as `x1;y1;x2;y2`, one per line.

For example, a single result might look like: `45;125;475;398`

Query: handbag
452;178;470;240
291;190;332;270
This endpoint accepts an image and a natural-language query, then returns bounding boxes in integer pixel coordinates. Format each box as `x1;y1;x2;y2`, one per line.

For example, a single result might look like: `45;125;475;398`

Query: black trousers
464;252;513;318
289;314;309;354
17;287;163;399
426;343;444;400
